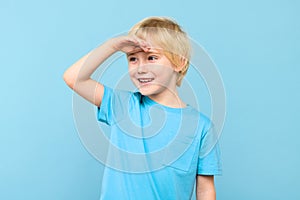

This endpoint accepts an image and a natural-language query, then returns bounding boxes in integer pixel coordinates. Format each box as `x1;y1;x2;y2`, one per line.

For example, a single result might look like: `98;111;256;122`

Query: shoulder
199;112;212;129
187;106;211;124
103;85;142;104
186;106;213;133
98;86;143;124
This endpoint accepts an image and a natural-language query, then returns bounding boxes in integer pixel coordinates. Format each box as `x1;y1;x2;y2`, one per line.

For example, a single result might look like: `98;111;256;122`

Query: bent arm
196;175;216;200
63;36;149;107
63;40;117;107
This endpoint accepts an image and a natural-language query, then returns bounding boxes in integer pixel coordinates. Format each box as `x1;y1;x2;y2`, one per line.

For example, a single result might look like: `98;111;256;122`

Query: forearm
63;39;117;87
196;175;216;200
196;188;216;200
77;40;117;81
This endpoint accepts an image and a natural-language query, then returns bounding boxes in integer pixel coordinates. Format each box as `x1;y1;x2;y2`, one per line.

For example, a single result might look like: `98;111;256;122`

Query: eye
148;55;158;61
128;57;137;62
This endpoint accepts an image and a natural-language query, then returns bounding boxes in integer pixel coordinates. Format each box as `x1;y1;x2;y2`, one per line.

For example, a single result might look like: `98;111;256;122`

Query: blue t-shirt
97;86;221;200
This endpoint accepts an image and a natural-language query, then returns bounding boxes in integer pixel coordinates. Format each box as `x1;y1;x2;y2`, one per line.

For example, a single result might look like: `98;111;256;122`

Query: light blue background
1;0;299;199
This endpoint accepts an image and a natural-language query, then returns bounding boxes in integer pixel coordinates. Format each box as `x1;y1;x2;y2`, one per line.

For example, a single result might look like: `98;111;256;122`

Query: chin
138;86;159;96
135;83;162;96
138;89;154;96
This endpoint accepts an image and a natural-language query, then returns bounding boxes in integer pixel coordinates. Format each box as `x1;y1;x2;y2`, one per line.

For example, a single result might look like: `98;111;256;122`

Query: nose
137;62;148;74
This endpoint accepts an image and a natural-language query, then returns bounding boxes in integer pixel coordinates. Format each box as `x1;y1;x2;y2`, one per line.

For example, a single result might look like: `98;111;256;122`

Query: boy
63;16;221;200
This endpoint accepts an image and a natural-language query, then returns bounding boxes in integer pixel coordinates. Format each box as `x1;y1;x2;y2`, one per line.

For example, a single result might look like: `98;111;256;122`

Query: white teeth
138;78;154;83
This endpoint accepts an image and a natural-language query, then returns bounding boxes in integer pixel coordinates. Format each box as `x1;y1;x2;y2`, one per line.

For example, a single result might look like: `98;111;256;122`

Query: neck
147;89;186;108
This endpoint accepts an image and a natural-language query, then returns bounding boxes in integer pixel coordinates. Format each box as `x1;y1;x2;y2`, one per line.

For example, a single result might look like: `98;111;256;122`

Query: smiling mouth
138;78;154;84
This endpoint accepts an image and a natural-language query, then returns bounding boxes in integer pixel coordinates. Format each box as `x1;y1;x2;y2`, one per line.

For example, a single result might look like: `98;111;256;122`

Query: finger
141;45;151;52
127;46;143;54
137;39;151;52
128;35;151;52
131;35;146;46
129;35;142;45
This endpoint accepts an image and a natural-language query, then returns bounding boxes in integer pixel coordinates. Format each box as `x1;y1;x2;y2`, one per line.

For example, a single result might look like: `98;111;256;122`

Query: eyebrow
126;50;143;57
126;49;160;57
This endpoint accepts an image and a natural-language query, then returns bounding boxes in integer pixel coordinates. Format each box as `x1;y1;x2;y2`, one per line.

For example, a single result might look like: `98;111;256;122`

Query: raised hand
110;35;151;54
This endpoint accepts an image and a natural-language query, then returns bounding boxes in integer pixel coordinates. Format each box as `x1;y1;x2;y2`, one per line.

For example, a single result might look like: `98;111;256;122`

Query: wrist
105;37;120;52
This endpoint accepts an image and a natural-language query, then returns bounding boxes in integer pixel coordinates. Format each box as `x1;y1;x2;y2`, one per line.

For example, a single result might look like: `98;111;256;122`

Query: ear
174;56;188;73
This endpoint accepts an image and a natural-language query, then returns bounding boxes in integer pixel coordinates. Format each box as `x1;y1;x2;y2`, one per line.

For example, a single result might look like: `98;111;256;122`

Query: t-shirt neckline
142;95;192;113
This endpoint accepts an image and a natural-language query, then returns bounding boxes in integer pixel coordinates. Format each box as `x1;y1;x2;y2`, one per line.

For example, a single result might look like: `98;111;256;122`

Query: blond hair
128;16;191;86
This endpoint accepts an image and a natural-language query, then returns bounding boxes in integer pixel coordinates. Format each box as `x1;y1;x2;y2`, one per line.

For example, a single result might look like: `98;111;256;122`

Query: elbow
63;70;76;89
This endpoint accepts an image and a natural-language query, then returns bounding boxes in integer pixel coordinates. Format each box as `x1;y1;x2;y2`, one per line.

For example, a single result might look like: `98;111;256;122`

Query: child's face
127;48;178;97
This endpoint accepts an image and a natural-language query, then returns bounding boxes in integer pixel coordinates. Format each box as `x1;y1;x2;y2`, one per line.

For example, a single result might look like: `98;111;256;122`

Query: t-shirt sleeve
97;86;112;125
197;123;222;175
97;85;132;126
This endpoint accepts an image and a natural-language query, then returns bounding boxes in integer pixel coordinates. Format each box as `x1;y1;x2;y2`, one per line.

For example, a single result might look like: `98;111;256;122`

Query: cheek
128;66;135;76
154;66;175;77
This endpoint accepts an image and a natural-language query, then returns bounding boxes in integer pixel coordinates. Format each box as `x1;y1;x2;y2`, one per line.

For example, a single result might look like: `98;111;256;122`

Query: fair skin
63;35;216;199
127;48;185;108
196;175;216;200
